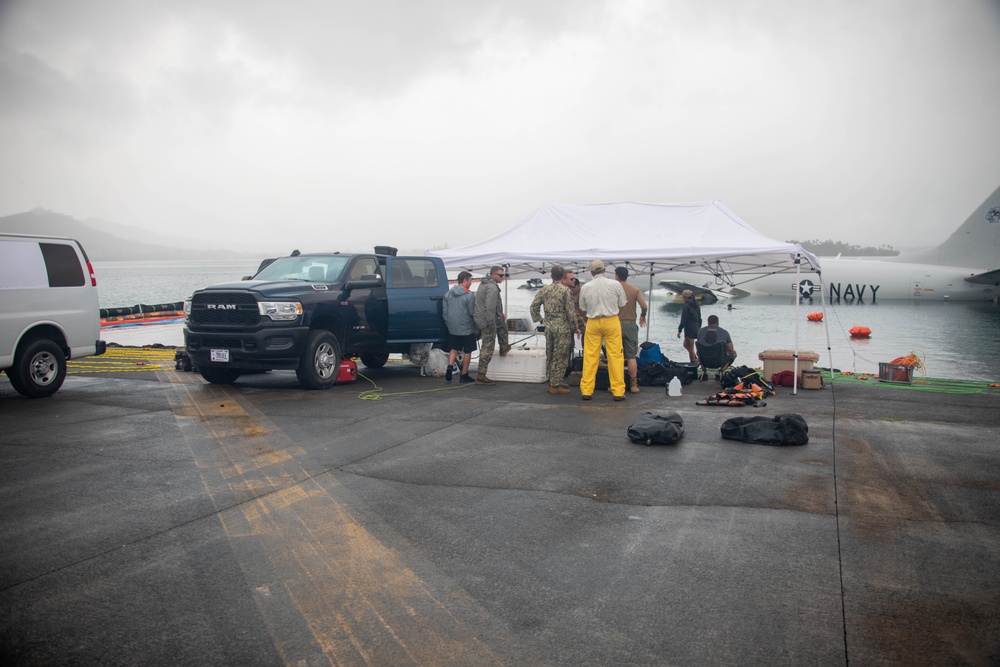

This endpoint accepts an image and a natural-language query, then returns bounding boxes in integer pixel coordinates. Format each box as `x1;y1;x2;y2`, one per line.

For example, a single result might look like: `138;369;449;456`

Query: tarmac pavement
1;351;998;665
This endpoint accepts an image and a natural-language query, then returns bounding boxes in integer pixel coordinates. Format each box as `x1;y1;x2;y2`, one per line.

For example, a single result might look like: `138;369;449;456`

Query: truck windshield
253;255;349;282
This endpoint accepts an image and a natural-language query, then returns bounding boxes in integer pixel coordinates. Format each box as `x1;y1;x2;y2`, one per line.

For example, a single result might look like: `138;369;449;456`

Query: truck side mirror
344;274;384;291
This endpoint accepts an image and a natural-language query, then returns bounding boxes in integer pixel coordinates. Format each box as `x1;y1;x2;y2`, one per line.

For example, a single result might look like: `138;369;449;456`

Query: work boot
630;376;640;394
475;373;496;385
548;385;570;395
459;373;474;383
613;394;626;402
499;343;512;356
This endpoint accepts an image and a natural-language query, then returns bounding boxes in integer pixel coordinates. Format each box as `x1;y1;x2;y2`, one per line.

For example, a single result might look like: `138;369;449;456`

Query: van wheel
199;367;242;385
296;330;341;389
8;339;67;398
360;349;390;369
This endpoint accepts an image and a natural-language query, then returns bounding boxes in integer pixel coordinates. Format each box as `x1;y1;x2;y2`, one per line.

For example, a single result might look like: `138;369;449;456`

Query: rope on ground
68;347;176;374
356;372;474;400
849;376;1000;395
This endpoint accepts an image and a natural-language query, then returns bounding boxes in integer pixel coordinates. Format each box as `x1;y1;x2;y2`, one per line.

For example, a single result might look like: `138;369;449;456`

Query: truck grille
189;292;261;326
196;336;255;350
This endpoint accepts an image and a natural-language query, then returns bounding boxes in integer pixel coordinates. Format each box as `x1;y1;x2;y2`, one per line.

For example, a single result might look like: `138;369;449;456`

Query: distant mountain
0;208;259;261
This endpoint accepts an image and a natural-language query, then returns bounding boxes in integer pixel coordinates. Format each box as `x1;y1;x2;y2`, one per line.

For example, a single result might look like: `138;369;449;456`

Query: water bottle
668;376;682;397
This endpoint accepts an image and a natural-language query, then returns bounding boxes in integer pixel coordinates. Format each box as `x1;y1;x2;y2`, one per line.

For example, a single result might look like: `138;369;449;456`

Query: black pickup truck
183;247;449;389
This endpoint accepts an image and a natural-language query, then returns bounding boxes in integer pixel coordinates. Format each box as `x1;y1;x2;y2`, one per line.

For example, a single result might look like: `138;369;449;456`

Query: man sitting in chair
696;314;737;381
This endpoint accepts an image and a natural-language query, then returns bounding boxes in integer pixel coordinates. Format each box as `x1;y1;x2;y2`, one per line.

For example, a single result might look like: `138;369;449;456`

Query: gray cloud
1;0;999;254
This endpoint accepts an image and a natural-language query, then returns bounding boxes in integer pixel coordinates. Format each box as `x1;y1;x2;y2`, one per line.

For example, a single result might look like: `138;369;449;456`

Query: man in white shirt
577;259;627;401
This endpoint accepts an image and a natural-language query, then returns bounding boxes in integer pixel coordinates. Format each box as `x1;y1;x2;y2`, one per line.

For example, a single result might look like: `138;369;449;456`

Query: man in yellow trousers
577;259;627;401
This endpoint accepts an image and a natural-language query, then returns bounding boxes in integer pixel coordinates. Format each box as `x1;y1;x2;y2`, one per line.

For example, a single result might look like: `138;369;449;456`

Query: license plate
210;349;230;363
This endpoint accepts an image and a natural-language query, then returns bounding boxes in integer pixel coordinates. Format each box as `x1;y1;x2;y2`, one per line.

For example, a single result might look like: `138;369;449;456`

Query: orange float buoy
807;312;823;322
849;326;871;338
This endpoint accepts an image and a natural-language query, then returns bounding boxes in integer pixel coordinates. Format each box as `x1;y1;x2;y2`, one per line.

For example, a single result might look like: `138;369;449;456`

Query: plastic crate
878;362;913;384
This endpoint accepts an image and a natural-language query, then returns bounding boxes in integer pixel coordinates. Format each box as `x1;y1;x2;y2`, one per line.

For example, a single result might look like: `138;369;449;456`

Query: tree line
786;239;898;256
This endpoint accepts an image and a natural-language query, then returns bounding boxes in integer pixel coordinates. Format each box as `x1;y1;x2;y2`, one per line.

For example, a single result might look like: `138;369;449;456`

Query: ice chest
486;346;547;383
800;369;823;389
758;349;819;381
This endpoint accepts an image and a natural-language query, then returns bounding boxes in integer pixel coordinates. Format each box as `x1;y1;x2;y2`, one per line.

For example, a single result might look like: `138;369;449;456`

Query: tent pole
502;263;510;321
645;263;654;342
818;271;834;388
793;255;801;395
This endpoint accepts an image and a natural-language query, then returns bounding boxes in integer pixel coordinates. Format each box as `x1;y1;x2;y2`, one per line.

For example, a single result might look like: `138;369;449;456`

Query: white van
0;234;106;397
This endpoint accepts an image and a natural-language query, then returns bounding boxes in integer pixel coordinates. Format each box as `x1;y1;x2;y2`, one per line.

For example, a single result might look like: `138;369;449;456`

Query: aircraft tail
894;184;1000;269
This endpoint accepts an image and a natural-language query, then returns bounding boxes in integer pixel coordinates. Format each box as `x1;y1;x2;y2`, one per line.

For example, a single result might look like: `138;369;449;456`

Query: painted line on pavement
163;377;506;666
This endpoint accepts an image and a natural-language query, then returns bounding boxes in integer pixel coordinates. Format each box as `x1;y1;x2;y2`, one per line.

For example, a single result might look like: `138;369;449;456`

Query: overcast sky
2;0;999;254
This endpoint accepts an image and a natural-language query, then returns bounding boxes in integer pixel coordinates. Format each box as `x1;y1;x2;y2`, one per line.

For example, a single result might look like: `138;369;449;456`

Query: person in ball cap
677;289;701;363
577;259;628;401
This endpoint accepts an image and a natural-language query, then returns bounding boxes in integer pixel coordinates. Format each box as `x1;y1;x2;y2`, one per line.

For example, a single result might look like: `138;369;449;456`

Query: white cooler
485;346;548;383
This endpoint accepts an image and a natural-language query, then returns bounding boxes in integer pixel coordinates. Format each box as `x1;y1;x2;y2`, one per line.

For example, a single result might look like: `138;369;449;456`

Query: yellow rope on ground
356;372;473;400
68;347;176;374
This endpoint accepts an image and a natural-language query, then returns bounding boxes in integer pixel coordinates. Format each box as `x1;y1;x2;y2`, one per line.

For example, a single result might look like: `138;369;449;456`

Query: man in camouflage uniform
473;265;512;385
530;265;580;395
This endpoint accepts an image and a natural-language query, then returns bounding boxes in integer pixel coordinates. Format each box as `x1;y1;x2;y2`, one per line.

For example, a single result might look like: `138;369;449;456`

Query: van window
0;240;48;289
0;241;84;289
40;243;85;287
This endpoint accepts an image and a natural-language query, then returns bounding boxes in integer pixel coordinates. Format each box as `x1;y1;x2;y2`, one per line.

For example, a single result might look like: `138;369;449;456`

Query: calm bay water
94;259;262;308
94;260;1000;381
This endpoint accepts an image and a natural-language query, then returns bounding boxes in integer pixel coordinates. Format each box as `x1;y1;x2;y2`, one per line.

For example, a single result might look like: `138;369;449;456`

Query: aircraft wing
965;269;1000;285
659;280;700;293
658;280;736;304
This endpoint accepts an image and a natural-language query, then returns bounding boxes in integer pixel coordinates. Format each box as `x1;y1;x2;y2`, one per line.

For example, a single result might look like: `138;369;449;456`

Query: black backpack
627;412;685;446
720;413;809;445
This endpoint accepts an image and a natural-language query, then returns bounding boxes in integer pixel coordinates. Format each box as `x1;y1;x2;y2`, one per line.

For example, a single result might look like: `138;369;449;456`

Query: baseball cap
589;259;605;273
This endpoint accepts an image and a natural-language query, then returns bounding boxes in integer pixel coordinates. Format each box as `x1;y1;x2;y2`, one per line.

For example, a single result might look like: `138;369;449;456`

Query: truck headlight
183;299;192;319
258;301;303;321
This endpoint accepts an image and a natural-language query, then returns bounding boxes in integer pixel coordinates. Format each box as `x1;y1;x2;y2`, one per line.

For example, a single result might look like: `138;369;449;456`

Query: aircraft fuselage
745;257;999;302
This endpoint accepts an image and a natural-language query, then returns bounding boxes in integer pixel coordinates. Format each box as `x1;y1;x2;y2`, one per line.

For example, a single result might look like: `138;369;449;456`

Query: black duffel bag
637;361;671;386
627;412;684;446
665;361;700;385
720;413;809;446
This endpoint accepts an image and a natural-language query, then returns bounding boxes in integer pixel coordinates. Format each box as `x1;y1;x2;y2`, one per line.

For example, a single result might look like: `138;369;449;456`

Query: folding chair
696;340;732;382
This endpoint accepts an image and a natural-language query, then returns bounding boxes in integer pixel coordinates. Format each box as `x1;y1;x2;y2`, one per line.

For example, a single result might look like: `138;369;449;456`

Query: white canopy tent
430;200;830;392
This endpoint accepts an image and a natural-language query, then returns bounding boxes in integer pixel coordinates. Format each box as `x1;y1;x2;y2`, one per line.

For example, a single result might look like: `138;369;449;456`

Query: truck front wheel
199;367;242;385
360;349;390;369
297;330;341;389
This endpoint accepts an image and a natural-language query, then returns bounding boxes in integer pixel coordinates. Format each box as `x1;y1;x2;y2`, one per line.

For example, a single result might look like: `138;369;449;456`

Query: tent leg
818;272;834;386
793;255;801;395
645;267;654;342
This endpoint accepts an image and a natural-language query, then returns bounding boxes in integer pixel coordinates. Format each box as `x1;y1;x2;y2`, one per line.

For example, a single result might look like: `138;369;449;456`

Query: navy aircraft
725;184;1000;302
